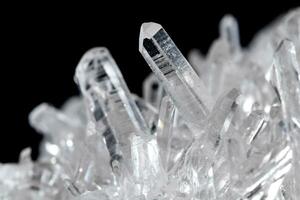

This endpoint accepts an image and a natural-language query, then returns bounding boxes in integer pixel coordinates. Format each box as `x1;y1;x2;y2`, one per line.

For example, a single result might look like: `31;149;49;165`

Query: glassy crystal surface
1;7;300;200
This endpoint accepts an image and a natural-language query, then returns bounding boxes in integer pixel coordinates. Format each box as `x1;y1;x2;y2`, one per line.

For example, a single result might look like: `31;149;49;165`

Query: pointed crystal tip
81;47;109;61
275;39;295;54
139;22;162;52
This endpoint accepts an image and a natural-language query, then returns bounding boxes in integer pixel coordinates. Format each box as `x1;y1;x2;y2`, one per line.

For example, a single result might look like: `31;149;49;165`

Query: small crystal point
29;103;77;136
219;14;241;54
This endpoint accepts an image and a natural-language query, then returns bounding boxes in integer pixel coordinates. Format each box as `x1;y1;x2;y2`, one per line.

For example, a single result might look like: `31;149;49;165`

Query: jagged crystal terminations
1;8;300;200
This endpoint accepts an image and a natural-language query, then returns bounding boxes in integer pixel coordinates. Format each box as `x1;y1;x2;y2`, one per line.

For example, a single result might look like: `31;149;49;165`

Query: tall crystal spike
76;48;149;136
75;48;165;198
75;48;147;170
139;22;212;126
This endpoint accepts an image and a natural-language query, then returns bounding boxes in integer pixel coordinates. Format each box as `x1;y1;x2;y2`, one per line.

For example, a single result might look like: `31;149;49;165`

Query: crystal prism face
1;8;300;200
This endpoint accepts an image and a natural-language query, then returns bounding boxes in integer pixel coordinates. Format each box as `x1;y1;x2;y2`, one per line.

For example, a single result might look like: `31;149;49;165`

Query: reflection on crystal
1;7;300;200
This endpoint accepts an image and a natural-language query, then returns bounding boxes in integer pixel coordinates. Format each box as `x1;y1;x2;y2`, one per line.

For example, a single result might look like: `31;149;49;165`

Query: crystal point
219;14;241;54
139;22;212;128
139;22;162;51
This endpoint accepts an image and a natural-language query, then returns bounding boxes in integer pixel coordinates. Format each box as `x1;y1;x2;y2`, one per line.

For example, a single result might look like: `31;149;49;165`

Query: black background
1;2;299;162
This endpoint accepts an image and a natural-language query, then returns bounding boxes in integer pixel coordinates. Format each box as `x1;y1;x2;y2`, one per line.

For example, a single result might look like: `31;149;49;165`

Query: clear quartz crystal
75;48;165;198
139;22;212;127
1;7;300;200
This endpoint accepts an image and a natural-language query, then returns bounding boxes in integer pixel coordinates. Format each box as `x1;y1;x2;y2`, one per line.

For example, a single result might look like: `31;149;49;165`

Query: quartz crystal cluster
1;8;300;200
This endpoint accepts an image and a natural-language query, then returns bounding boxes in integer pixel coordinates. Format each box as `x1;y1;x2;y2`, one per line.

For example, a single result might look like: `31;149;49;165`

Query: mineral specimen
1;7;299;200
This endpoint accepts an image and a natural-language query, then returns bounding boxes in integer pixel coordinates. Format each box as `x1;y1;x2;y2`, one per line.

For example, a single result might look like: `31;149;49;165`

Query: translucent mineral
1;7;300;200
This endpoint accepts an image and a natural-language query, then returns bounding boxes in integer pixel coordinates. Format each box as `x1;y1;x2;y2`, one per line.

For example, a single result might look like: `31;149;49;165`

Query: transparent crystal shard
30;103;82;138
205;39;233;96
205;88;240;150
226;111;293;200
188;15;242;98
29;103;113;195
61;96;87;126
189;13;278;116
236;145;292;200
233;138;292;200
166;89;240;199
0;148;34;198
75;47;165;198
240;110;267;145
75;48;145;169
219;14;241;55
155;97;194;174
168;136;216;200
266;39;300;200
169;89;241;199
133;94;158;134
248;8;300;73
280;8;300;65
156;96;175;170
75;47;149;136
139;22;212;126
267;39;300;126
284;8;300;39
143;73;165;109
0;148;59;199
29;103;83;157
202;89;241;197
